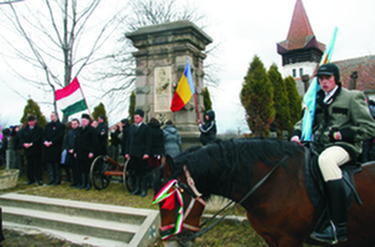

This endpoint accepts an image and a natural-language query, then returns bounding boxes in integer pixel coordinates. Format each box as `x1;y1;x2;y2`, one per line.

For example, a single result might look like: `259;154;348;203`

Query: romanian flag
301;27;338;141
170;60;195;112
55;77;87;117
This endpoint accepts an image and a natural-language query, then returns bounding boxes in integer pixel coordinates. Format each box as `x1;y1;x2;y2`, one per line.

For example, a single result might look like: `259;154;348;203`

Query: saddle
304;144;362;245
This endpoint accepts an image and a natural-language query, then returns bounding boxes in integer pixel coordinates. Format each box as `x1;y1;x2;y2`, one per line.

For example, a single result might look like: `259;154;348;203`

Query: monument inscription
154;66;172;112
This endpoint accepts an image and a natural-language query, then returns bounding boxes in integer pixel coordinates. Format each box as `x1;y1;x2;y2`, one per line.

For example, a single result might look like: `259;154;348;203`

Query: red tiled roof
277;0;325;53
334;55;375;92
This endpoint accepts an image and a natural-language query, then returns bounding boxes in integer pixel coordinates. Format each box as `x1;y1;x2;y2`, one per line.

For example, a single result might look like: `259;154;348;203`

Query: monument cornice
126;20;212;51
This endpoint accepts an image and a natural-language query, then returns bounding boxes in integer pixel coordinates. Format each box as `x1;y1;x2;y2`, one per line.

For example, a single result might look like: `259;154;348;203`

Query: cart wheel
123;158;136;193
90;155;111;190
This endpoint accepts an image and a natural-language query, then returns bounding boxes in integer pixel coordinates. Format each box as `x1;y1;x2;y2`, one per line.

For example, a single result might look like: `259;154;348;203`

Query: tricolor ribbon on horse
153;179;184;240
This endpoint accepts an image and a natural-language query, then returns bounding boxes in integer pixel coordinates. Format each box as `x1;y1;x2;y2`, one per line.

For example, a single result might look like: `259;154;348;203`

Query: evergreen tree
284;76;303;133
20;99;47;128
128;90;136;125
92;102;108;125
240;56;275;137
203;87;213;119
267;64;291;138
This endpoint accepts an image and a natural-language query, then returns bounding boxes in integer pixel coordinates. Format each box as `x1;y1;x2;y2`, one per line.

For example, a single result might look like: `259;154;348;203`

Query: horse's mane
171;138;304;199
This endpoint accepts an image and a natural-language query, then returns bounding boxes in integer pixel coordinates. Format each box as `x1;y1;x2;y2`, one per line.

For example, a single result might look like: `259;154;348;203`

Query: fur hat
27;115;36;121
81;113;91;120
134;109;144;118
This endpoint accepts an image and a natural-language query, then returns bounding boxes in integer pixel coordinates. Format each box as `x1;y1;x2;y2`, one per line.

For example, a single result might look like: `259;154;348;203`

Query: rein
184;154;290;242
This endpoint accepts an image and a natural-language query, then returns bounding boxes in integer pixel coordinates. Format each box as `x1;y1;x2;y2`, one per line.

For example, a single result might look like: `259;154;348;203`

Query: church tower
277;0;325;94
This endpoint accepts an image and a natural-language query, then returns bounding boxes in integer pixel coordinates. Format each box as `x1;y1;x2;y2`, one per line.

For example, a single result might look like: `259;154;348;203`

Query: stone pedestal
126;20;212;144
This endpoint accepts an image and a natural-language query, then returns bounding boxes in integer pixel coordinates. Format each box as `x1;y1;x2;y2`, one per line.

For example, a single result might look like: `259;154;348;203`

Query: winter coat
199;110;217;145
42;120;65;162
19;124;43;157
64;128;79;150
125;123;152;158
148;122;164;156
110;129;121;146
292;85;375;158
163;125;181;158
74;125;98;160
97;122;109;155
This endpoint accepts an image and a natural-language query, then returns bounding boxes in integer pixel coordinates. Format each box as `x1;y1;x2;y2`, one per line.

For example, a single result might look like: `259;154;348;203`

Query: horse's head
154;155;206;247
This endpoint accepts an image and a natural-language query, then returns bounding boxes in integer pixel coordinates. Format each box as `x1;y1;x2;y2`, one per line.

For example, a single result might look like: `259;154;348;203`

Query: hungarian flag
170;60;195;112
55;77;87;117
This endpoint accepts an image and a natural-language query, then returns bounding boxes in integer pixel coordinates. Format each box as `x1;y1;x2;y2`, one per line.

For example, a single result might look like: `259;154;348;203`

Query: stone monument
126;20;212;146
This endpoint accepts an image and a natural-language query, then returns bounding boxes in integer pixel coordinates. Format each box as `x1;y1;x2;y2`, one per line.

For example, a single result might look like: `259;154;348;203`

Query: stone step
0;193;160;246
0;193;148;225
4;222;128;247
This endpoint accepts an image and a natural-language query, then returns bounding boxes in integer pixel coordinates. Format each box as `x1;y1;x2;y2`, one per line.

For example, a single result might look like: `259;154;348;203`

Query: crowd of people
0;109;217;196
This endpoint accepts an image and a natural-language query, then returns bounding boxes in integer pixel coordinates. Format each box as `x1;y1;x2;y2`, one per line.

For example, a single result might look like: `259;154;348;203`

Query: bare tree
90;0;219;122
0;0;23;5
0;0;127;122
0;0;218;125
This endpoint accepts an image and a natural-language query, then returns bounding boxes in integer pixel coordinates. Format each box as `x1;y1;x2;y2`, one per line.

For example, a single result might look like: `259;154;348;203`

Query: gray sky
1;0;374;133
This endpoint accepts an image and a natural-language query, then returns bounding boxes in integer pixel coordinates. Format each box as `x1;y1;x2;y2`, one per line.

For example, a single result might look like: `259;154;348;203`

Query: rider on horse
291;63;375;244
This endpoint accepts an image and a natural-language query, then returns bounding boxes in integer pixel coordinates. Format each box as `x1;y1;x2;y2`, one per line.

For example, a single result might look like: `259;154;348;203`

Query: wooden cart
89;155;136;192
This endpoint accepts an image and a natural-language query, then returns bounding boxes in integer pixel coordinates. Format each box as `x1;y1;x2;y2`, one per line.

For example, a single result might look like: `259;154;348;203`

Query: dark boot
85;174;92;191
131;176;140;195
310;179;348;244
141;176;147;197
74;174;82;189
77;174;86;189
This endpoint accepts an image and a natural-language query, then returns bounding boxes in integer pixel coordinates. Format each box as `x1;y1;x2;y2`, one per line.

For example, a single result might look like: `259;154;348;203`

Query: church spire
277;0;325;58
287;0;314;49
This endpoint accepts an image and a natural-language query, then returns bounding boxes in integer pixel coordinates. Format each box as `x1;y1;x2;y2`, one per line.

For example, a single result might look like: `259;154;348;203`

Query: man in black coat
43;112;65;185
74;113;98;190
97;115;108;156
125;109;152;197
19;115;44;185
64;118;80;187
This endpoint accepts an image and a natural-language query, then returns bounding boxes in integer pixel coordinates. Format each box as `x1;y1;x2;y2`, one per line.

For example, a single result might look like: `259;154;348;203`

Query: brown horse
153;138;375;247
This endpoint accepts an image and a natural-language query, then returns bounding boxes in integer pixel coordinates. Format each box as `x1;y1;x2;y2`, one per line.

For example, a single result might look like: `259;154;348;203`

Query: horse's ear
163;155;174;178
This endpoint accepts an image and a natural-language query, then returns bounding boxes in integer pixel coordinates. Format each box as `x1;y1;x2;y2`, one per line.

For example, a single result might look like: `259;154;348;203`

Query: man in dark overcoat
125;109;152;197
74;113;98;190
43;112;65;185
19;115;44;185
64;118;80;187
97;115;108;156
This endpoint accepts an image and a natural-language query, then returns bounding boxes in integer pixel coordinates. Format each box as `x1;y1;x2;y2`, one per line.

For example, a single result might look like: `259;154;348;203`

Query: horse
153;138;375;247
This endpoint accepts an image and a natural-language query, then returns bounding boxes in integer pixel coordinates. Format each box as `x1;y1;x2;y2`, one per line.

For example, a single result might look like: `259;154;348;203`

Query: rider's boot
310;178;348;244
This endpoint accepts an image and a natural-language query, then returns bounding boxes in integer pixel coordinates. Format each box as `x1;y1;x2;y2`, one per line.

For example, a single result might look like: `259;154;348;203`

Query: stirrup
310;221;338;245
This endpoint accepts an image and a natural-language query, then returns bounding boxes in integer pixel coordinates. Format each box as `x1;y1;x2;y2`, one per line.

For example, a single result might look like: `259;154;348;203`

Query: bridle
154;154;289;244
153;165;207;242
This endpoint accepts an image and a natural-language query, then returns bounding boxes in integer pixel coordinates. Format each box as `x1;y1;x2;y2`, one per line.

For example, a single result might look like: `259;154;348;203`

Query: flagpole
193;93;201;123
187;58;201;123
76;78;92;118
300;27;338;141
